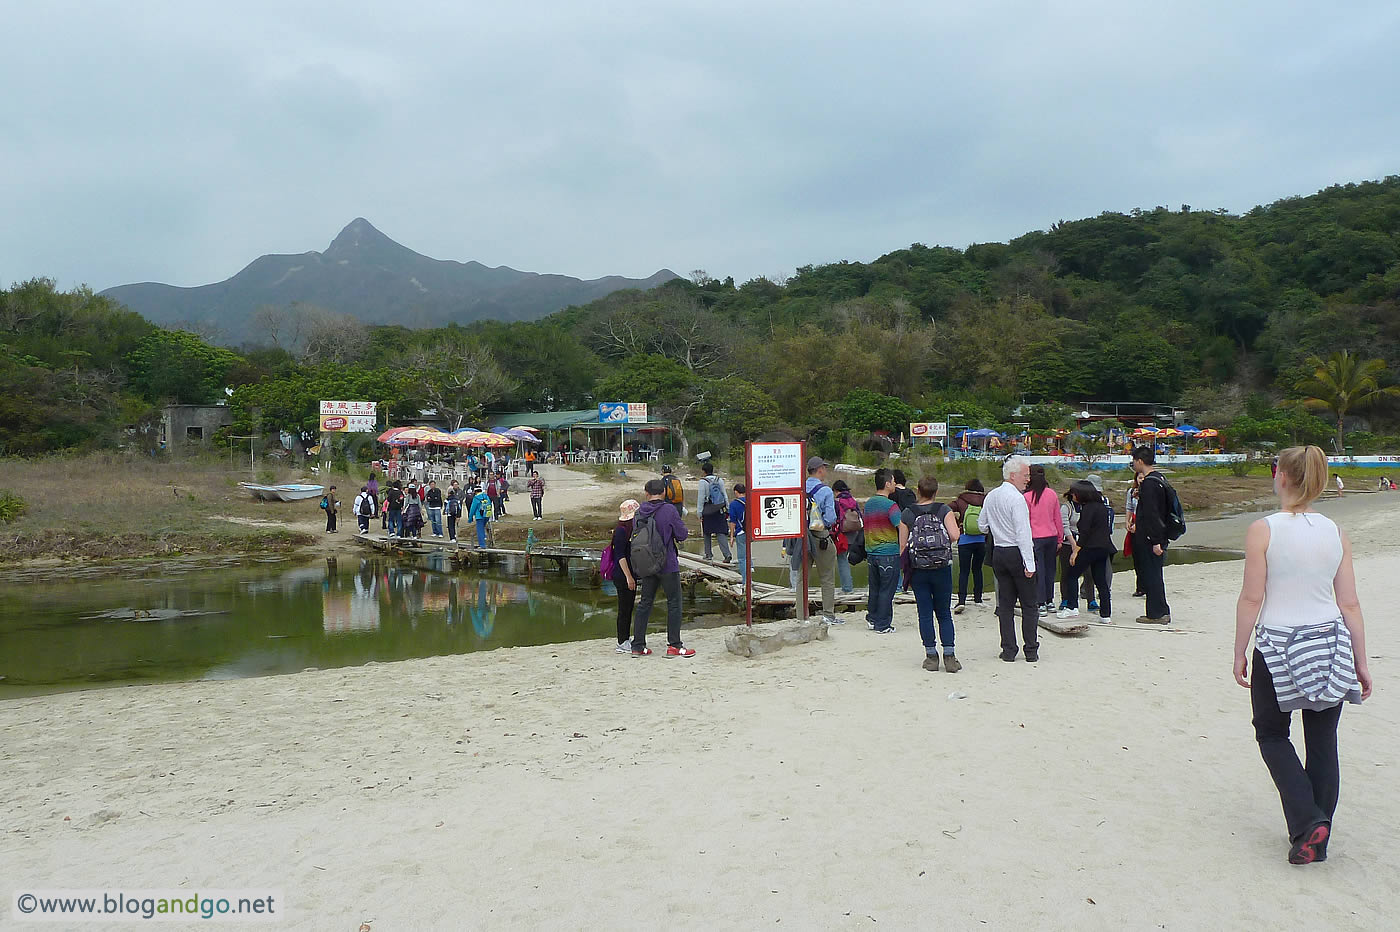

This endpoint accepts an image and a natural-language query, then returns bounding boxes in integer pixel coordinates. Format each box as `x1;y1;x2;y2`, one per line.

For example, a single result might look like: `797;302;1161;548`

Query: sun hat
1086;473;1104;493
619;499;640;520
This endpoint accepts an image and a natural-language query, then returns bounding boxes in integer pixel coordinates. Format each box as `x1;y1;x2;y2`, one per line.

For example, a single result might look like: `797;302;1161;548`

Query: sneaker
631;647;653;656
1056;607;1080;619
1000;650;1018;663
867;620;877;630
875;625;896;635
1289;821;1330;865
1132;590;1146;598
922;655;940;672
665;645;696;658
1097;616;1113;625
820;613;841;625
1038;604;1050;617
1024;648;1040;663
615;639;632;653
1135;614;1171;625
942;655;962;673
954;603;965;615
1087;600;1099;612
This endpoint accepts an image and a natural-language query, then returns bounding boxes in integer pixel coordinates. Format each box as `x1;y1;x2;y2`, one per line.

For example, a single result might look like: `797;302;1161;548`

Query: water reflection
0;555;728;698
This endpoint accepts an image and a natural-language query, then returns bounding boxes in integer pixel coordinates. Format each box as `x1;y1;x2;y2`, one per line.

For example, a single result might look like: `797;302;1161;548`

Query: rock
725;621;829;657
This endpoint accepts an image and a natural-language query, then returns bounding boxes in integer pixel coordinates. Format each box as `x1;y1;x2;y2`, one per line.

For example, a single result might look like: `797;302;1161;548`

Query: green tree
125;330;243;404
839;389;914;434
1296;350;1400;452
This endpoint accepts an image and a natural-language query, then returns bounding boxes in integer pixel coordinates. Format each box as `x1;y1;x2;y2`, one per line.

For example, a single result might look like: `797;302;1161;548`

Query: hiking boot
942;655;962;673
1135;614;1171;625
922;655;940;672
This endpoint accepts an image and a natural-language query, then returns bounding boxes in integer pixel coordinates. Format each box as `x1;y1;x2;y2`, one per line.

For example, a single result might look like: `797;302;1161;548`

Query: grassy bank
0;452;330;563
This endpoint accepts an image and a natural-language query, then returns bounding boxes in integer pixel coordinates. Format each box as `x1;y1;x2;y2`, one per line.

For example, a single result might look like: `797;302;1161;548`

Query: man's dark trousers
992;546;1039;658
1133;536;1170;619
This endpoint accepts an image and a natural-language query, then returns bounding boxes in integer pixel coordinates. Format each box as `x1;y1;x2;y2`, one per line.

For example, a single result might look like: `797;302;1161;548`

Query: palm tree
1296;350;1400;452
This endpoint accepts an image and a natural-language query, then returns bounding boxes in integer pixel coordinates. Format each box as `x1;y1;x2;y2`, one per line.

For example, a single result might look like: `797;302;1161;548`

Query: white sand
3;502;1397;929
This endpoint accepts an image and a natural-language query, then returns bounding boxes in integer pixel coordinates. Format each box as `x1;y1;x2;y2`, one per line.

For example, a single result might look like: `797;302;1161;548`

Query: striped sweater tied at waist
1254;619;1363;712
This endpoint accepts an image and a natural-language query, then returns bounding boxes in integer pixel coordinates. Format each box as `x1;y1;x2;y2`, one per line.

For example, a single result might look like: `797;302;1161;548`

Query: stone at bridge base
725;620;829;657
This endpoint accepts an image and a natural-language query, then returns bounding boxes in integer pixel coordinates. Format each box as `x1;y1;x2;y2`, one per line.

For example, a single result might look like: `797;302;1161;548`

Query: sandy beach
2;495;1396;929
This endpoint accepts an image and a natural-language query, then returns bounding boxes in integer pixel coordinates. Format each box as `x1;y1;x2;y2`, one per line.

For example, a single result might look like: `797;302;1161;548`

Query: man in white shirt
983;455;1041;662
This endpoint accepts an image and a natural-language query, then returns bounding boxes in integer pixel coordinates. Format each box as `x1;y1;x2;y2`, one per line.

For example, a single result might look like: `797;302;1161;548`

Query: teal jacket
469;491;492;521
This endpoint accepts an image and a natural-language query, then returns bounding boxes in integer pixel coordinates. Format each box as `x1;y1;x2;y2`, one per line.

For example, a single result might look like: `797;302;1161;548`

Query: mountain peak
325;218;400;256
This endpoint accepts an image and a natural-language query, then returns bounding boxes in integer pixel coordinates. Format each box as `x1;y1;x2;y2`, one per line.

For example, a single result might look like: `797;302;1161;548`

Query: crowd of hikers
332;466;549;547
600;443;1373;866
600;446;1186;667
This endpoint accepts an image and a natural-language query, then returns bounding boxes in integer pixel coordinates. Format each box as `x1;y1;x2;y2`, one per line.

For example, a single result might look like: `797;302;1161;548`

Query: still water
0;554;727;700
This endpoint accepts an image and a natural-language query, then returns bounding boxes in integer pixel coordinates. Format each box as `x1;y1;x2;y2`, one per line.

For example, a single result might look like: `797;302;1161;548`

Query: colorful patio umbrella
377;426;416;442
1156;428;1184;438
511;425;541;433
385;427;439;445
501;428;542;443
1177;425;1201;434
1195;428;1220;439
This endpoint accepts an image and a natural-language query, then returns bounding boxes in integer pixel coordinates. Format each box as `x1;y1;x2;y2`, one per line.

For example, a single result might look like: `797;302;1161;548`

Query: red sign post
745;441;807;626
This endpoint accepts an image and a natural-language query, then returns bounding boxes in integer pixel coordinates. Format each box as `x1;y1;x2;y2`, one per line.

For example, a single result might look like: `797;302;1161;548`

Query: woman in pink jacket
1023;464;1064;617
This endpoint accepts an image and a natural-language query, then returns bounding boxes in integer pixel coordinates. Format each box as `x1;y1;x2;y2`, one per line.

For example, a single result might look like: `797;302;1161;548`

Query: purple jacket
636;499;689;574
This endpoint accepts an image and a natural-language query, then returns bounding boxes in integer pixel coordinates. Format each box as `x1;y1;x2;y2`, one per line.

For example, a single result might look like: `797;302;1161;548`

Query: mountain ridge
100;219;679;343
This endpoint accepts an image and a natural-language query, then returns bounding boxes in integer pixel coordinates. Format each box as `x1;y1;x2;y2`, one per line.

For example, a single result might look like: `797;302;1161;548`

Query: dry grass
0;452;324;562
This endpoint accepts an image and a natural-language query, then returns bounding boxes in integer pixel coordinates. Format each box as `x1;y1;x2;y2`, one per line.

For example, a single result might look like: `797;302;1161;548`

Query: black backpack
629;512;668;578
357;494;373;517
1148;474;1187;541
907;503;953;569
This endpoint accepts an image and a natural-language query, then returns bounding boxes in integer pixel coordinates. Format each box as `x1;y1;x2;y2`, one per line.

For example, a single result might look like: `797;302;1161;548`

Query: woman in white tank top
1234;446;1372;865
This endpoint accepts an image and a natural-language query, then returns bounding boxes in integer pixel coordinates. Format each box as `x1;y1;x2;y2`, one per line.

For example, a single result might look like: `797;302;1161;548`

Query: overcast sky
4;1;1398;292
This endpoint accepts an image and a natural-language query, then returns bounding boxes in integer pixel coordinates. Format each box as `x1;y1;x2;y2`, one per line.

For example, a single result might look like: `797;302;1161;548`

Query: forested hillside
4;177;1399;456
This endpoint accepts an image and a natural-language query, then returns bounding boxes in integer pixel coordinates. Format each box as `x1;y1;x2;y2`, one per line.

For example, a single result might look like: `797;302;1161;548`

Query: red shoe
631;647;653;656
665;645;696;658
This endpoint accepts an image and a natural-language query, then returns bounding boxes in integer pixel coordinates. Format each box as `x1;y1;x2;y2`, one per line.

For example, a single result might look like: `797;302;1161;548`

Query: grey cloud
2;0;1397;293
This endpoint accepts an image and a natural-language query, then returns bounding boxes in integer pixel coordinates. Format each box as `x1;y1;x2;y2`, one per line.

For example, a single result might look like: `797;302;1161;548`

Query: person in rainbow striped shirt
863;468;904;633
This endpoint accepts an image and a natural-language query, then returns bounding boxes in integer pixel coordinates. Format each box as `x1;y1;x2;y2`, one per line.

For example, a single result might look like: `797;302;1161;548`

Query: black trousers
531;497;543;518
633;571;683;649
613;573;636;644
1062;548;1112;617
991;546;1039;657
326;510;337;532
1251;649;1342;841
957;541;985;603
1133;537;1170;618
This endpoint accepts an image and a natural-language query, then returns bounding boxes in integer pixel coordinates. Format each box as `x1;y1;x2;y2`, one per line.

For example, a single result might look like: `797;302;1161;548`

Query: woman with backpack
607;499;640;652
1057;480;1116;623
903;475;962;672
949;479;987;613
469;484;493;548
1023;465;1064;617
832;480;862;593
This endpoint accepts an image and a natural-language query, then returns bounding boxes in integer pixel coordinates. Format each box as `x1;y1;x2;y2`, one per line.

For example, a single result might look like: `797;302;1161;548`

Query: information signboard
319;401;377;433
909;422;948;438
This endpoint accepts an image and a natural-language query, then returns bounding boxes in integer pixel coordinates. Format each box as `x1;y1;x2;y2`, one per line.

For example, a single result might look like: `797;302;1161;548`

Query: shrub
0;489;27;523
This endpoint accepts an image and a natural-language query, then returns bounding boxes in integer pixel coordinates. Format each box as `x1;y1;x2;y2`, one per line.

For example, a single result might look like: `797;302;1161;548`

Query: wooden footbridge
352;533;1085;631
